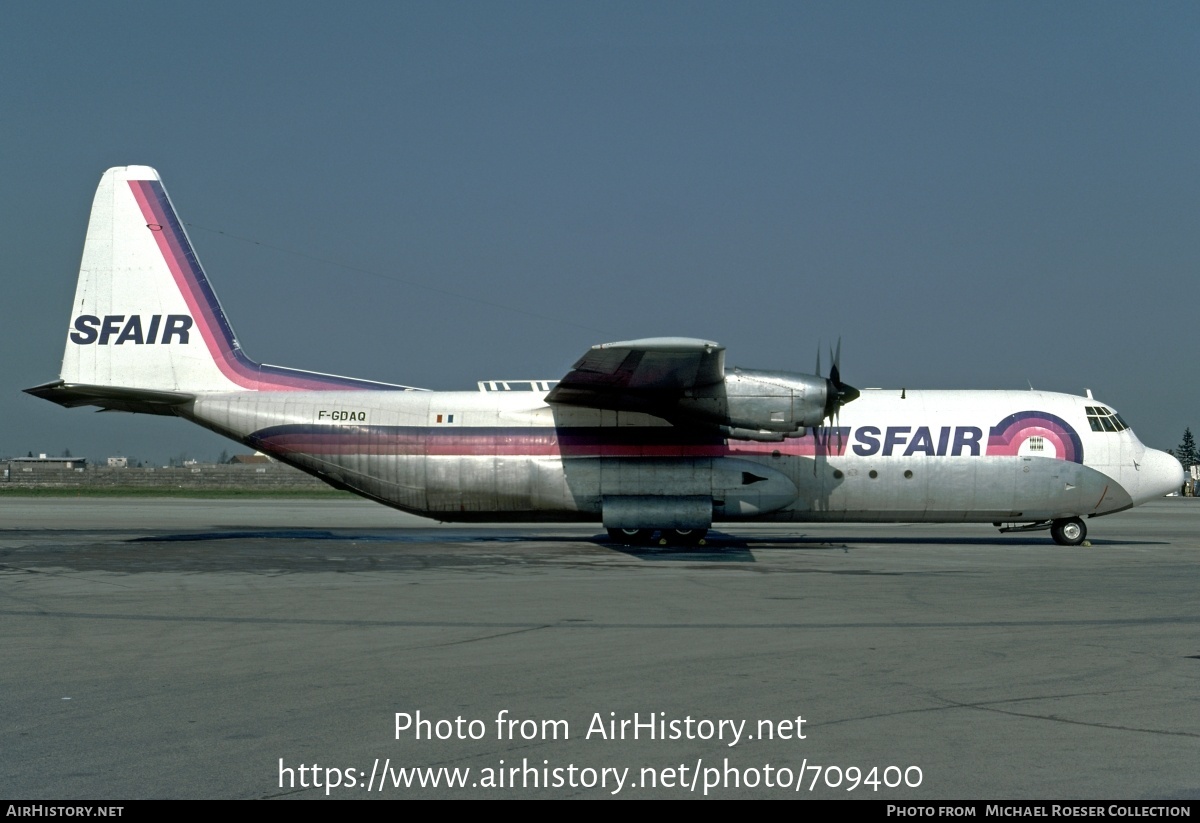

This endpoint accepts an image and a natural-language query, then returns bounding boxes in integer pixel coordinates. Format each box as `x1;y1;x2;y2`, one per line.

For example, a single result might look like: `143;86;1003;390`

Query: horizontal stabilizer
24;381;193;416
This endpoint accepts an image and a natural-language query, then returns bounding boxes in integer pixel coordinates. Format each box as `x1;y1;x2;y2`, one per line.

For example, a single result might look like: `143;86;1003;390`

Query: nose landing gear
1050;517;1087;546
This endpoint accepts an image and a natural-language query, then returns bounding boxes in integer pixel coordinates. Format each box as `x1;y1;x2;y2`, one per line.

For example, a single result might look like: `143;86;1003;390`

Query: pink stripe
255;437;850;458
987;426;1068;457
126;180;379;392
127;181;253;388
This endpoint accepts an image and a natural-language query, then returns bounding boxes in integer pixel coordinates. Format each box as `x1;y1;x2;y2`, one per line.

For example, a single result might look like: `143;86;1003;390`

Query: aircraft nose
1137;449;1184;502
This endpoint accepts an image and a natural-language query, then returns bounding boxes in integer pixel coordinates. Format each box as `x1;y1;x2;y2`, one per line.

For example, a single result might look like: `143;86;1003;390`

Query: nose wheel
1051;517;1086;546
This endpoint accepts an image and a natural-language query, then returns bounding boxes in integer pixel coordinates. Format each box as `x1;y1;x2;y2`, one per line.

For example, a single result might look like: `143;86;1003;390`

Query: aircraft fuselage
184;386;1177;526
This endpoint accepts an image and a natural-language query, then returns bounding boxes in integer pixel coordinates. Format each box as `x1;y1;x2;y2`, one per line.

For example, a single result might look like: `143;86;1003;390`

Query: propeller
821;338;860;422
812;338;860;465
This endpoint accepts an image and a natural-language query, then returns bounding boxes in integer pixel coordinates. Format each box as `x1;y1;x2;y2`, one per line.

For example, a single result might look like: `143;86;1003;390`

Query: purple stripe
987;411;1083;463
129;179;405;392
247;425;853;458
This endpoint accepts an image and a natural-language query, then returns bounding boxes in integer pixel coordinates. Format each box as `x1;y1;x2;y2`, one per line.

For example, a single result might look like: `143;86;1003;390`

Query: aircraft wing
546;337;725;414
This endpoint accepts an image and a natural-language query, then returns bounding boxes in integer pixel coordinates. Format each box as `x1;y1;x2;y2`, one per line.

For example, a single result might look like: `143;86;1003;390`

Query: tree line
1168;428;1197;469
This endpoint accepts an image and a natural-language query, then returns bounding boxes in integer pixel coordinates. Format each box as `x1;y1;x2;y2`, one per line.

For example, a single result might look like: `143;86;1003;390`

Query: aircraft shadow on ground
124;528;1169;557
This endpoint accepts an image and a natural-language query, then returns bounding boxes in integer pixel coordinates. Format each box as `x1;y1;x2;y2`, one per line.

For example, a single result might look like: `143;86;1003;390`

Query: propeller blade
822;336;859;421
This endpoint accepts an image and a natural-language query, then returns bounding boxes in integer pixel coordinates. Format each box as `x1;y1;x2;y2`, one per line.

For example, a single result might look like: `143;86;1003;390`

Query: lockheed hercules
27;167;1183;546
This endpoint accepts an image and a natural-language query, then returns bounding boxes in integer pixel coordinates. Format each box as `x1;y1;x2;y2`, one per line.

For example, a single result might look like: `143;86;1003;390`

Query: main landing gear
606;528;708;547
606;528;655;545
661;528;707;546
1050;517;1087;547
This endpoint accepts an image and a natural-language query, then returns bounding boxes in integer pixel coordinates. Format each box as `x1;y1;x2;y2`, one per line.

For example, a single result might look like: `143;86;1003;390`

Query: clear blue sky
4;1;1197;463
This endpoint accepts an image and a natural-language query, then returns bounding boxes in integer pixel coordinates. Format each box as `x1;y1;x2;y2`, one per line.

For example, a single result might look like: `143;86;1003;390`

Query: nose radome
1138;449;1184;501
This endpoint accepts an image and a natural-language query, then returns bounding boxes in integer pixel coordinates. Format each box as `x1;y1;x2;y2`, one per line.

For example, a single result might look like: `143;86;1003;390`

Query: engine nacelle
675;368;830;433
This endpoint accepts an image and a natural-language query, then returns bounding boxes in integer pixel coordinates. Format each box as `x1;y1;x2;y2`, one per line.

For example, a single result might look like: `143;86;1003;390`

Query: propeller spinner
820;339;860;422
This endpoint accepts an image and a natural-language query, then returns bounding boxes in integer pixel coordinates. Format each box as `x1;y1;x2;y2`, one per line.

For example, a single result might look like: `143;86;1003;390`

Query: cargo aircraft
27;167;1183;546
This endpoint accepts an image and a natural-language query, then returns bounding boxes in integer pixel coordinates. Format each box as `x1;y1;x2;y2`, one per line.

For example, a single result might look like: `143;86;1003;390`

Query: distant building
9;455;87;470
107;457;128;468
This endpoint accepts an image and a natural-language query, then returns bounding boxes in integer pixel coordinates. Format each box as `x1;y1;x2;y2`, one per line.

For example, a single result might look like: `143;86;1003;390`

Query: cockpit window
1086;406;1128;433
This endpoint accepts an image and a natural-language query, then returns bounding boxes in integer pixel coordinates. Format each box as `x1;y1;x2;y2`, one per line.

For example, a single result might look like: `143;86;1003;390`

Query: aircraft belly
299;454;428;512
772;455;1123;523
770;456;977;522
425;456;546;513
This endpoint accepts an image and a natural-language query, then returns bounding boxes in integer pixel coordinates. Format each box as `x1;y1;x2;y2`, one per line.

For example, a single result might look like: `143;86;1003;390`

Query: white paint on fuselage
185;387;1182;526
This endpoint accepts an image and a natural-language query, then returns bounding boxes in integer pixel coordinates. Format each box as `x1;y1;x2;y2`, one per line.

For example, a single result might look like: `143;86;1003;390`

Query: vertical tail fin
60;166;248;393
33;166;413;406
